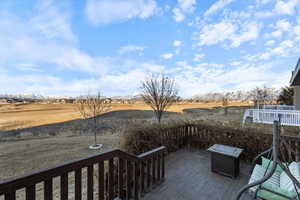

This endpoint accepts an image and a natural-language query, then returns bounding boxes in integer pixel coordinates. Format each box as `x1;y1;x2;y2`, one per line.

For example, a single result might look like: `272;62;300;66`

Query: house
290;58;300;109
0;98;8;104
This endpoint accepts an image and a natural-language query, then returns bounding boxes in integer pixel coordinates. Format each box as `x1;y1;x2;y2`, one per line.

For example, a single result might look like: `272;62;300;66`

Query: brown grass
0;133;120;180
0;102;248;131
0;102;251;181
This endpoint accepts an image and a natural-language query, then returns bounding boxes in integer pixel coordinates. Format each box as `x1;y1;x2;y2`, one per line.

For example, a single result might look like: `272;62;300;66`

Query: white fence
261;105;295;110
243;109;300;127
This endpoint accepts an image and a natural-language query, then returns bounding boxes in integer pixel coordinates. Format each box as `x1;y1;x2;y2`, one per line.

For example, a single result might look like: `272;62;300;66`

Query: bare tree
75;92;111;148
141;74;178;123
222;92;231;115
249;85;278;108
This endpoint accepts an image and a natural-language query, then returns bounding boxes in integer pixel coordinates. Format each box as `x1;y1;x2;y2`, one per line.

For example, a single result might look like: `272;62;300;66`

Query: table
207;144;243;178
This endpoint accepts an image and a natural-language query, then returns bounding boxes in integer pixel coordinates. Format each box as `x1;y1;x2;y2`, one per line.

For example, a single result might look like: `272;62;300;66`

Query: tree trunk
224;107;228;115
157;111;162;123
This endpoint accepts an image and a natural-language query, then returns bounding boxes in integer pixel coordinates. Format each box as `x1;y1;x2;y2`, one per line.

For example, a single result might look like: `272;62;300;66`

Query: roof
290;58;300;86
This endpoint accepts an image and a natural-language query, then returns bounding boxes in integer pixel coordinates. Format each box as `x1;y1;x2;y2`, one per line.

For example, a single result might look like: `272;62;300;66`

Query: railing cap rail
0;148;119;193
248;109;300;113
0;146;166;194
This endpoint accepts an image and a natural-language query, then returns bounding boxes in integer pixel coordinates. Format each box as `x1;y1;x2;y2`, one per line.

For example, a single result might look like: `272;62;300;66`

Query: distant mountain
110;94;141;100
0;94;72;99
0;93;143;100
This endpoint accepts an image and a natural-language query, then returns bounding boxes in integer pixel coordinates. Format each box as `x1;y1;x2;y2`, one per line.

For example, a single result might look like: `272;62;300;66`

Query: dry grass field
0;102;253;181
0;102;247;131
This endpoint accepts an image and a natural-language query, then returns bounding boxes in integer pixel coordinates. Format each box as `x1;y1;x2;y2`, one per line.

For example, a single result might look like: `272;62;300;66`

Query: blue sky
0;0;299;97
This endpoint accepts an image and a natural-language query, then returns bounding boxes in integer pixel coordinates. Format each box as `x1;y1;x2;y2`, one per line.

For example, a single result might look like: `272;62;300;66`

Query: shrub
121;120;300;162
121;120;189;154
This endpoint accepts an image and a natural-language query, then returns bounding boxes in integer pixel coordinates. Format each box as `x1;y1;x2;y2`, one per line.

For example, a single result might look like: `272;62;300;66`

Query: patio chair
248;156;300;200
235;120;300;200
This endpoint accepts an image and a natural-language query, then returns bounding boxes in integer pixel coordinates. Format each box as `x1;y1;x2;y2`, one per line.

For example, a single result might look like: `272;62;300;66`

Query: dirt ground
0;102;247;131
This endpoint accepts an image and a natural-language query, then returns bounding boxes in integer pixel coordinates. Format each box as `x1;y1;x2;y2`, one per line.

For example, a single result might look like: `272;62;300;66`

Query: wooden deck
143;149;253;200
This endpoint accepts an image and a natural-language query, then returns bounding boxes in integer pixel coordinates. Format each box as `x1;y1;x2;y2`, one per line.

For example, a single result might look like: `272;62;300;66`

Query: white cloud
0;2;135;76
255;0;299;18
160;53;173;59
265;19;291;40
265;40;275;46
119;45;145;55
255;0;272;7
99;69;147;95
173;40;182;47
255;12;274;19
193;53;205;62
176;60;189;67
172;8;185;22
140;63;165;73
260;40;296;60
30;0;77;43
270;30;283;38
178;0;197;13
230;61;241;66
15;64;42;72
195;20;262;47
1;0;297;97
168;61;289;97
85;0;158;25
172;0;196;22
275;19;291;31
231;21;262;47
273;0;299;15
196;21;236;46
204;0;235;16
68;60;289;97
294;24;300;41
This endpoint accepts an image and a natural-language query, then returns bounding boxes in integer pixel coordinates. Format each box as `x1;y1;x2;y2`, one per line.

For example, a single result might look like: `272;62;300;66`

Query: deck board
143;149;253;200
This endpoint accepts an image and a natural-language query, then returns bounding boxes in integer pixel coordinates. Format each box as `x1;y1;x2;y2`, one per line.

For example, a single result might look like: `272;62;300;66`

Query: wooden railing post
60;172;68;200
87;165;94;200
296;142;300;162
118;158;124;199
141;161;145;195
4;190;15;200
152;155;156;186
126;160;132;200
44;179;53;200
157;154;161;182
108;159;114;200
26;184;36;200
288;141;293;161
98;161;105;200
147;159;151;191
134;161;140;200
162;152;165;181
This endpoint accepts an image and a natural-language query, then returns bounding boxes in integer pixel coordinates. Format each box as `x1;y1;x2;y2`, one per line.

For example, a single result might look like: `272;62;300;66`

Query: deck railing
243;109;300;127
146;124;300;162
0;146;166;200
